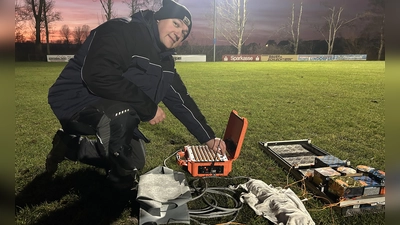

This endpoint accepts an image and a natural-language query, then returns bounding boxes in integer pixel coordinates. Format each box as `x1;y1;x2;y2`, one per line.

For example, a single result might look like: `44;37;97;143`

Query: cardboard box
313;167;341;186
328;176;364;198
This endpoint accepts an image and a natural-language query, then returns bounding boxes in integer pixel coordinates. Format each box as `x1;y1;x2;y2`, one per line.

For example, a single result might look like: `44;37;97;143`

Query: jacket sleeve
81;21;157;121
162;71;216;144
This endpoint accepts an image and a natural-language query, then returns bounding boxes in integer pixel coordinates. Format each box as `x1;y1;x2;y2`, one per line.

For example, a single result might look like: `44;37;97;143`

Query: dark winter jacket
48;10;215;144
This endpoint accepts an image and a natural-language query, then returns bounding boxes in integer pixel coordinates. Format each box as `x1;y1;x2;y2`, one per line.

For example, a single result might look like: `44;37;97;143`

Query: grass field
15;61;385;225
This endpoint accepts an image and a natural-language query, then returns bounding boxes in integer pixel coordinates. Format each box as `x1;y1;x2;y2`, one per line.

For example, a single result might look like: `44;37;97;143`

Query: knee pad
110;144;137;177
102;104;146;177
77;137;108;169
109;140;146;177
107;107;140;153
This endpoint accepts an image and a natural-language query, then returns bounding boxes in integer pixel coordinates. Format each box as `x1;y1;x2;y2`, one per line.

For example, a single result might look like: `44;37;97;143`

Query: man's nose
175;32;181;41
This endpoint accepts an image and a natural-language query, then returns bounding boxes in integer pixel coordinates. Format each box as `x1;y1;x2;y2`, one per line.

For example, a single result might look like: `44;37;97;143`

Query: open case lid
223;110;248;160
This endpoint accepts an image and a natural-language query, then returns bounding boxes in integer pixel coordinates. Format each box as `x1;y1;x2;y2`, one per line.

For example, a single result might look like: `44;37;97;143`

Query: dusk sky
48;0;370;45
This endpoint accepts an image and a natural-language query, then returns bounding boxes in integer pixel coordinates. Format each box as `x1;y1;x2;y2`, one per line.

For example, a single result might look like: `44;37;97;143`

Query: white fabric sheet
232;179;315;225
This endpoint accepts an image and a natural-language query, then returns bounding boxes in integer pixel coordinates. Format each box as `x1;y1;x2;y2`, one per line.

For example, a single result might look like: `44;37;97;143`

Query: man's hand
149;106;166;125
206;138;227;155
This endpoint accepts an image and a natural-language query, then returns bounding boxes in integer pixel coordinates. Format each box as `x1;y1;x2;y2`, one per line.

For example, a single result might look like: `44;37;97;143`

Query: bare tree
43;0;61;54
22;0;61;55
81;25;91;40
43;0;50;54
377;15;384;60
343;35;370;54
365;0;385;60
315;5;361;54
15;0;28;28
123;0;158;16
277;2;303;54
124;0;143;16
25;0;45;55
15;0;30;42
301;40;317;54
60;24;71;44
123;0;162;16
73;25;91;45
73;26;84;45
147;0;162;11
290;2;303;54
215;0;252;55
95;0;117;21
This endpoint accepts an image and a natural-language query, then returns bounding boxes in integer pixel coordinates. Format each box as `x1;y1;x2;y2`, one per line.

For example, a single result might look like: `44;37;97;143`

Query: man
46;0;226;190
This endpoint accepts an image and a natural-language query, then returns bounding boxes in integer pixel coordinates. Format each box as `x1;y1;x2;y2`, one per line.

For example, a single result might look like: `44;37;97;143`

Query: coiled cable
163;150;250;224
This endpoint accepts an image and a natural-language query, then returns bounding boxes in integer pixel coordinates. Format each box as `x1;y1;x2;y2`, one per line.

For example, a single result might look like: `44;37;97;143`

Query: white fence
173;55;206;62
47;55;74;62
48;55;207;63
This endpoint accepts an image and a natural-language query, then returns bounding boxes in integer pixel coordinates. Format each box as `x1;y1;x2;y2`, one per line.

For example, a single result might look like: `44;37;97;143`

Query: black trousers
60;98;147;179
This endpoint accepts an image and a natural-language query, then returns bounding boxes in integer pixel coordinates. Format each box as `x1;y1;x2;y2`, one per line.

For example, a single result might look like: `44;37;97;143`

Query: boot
45;129;79;175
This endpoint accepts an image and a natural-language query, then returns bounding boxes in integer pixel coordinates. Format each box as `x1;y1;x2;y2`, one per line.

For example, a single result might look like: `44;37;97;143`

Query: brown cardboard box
313;167;341;186
328;176;364;198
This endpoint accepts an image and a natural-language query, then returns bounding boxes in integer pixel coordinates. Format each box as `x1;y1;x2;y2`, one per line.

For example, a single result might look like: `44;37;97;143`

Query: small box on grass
313;167;341;186
353;176;382;196
328;176;364;198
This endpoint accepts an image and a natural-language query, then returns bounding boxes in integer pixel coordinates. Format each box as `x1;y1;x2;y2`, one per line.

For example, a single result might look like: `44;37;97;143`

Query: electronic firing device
176;110;248;177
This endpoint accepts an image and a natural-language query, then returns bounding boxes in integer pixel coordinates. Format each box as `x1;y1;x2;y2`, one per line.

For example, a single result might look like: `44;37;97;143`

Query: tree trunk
32;0;45;56
290;2;303;55
100;0;114;21
377;14;384;60
237;0;241;54
44;0;50;55
216;0;250;55
290;4;295;53
295;3;303;54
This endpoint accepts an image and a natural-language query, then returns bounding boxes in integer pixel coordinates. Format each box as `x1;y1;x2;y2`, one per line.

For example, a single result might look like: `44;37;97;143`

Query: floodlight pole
213;0;216;62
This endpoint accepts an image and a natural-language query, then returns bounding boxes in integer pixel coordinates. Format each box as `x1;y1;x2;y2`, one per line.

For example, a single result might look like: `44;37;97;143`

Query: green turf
15;61;385;225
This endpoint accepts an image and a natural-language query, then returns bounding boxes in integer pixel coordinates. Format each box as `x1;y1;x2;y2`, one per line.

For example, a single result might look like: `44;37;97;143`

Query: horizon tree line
15;0;384;60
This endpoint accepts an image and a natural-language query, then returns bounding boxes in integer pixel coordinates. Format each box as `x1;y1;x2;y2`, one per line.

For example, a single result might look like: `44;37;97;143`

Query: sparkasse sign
223;55;261;62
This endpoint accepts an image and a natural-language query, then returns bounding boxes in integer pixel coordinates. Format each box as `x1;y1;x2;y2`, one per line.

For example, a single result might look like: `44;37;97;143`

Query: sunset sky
37;0;370;45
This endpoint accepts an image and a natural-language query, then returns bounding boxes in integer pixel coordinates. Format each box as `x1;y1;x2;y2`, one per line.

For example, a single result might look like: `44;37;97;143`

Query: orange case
176;110;248;177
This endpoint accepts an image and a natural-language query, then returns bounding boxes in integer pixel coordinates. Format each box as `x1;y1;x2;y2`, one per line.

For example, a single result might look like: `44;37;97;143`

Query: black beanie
154;0;192;40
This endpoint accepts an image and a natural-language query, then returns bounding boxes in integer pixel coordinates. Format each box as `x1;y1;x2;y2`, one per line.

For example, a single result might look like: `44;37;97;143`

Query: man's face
157;18;189;49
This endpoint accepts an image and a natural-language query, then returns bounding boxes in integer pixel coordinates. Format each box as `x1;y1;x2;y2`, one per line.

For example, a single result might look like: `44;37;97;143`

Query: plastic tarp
136;166;192;225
